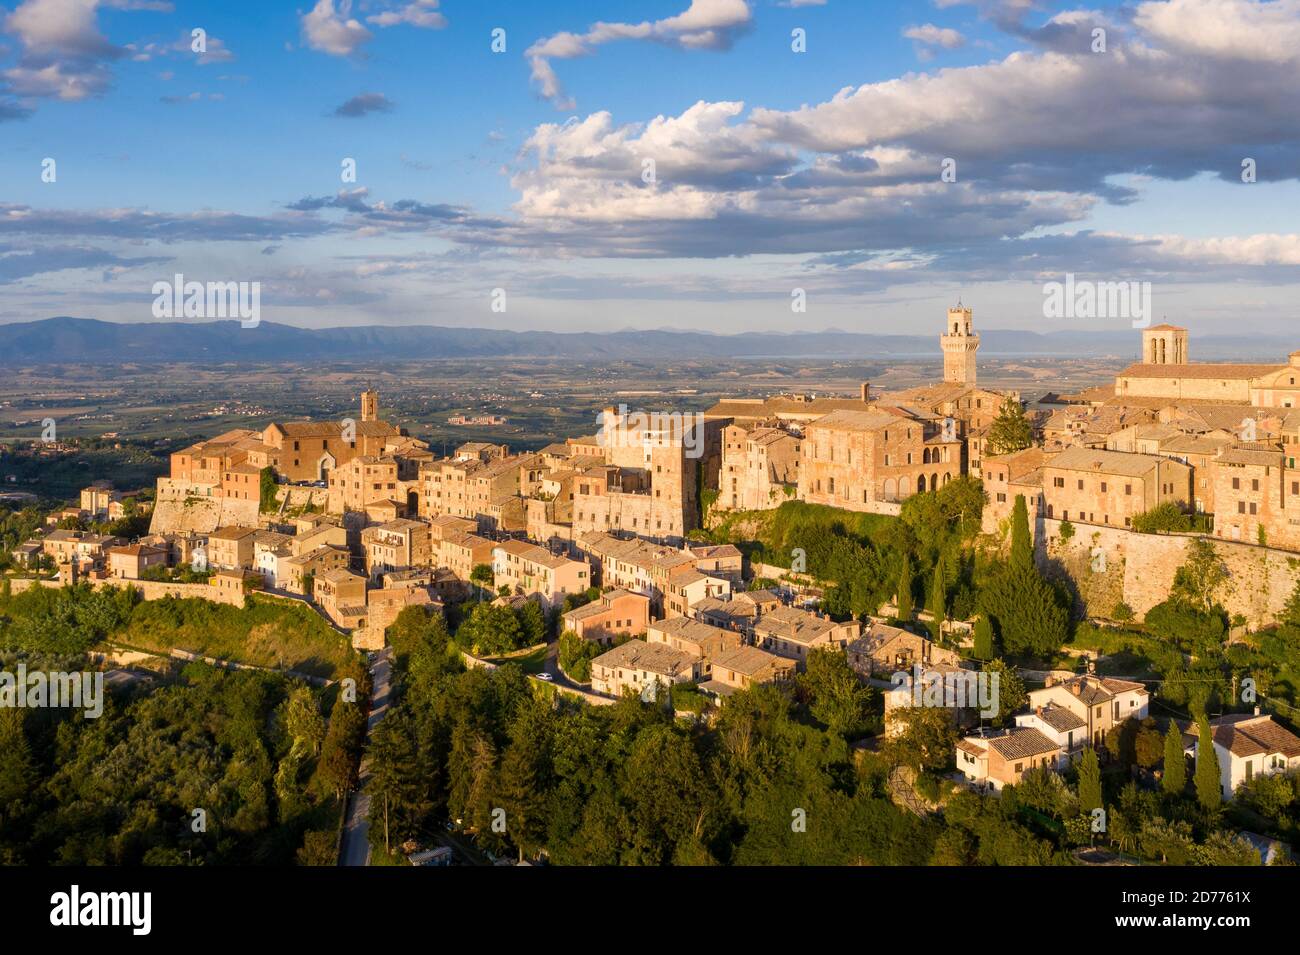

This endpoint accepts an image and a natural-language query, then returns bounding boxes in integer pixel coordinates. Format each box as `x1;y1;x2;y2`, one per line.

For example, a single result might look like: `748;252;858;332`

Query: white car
537;672;553;682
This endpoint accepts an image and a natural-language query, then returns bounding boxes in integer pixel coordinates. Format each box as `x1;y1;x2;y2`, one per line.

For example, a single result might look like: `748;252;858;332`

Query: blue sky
3;0;1300;337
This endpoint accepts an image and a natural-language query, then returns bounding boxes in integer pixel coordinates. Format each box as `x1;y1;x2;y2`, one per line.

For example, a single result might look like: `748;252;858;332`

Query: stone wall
10;575;248;607
148;480;259;535
1037;517;1300;628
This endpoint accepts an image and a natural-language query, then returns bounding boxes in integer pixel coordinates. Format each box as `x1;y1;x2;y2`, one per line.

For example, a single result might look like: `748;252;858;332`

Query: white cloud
526;0;753;108
301;0;372;57
367;1;447;29
903;24;965;48
1134;0;1300;64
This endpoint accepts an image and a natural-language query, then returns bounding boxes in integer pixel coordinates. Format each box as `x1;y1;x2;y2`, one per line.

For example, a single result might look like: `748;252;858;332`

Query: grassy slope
112;594;355;678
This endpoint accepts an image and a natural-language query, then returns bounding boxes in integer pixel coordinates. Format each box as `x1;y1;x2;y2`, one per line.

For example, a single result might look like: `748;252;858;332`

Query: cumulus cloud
1;0;133;101
301;0;372;57
1134;0;1300;63
526;0;753;109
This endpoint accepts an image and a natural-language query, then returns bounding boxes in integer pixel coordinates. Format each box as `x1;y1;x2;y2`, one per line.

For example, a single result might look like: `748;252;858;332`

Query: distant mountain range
0;316;1294;364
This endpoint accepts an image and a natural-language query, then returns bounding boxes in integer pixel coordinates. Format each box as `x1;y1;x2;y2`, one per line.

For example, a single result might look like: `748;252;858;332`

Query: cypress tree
1194;716;1222;811
973;615;994;660
896;553;913;621
1010;494;1032;573
1162;721;1186;795
1078;746;1102;812
928;555;946;643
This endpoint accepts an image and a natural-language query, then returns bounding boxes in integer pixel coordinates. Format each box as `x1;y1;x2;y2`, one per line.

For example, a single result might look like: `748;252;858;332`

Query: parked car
537;672;553;682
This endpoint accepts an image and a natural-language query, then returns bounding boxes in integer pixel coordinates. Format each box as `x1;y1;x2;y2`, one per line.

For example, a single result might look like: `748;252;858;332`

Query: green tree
1283;576;1300;626
981;659;1026;726
0;710;35;807
896;553;913;621
494;701;553;861
1131;501;1192;534
1162;721;1186;795
1194;716;1222;812
1193;831;1261;866
885;706;958;773
800;647;874;738
1139;817;1194;864
1009;494;1033;573
927;555;946;643
1077;747;1102;813
258;467;279;513
986;396;1032;455
319;701;366;800
296;830;337;866
470;563;495;596
558;631;603;683
458;602;524;656
284;686;326;756
972;615;994;660
1173;538;1228;615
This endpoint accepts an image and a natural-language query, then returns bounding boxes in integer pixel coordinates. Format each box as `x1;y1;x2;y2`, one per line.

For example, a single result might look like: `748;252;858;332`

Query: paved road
541;640;587;692
339;648;393;866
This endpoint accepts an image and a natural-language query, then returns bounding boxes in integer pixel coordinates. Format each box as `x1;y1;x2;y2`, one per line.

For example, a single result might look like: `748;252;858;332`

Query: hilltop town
5;303;1300;868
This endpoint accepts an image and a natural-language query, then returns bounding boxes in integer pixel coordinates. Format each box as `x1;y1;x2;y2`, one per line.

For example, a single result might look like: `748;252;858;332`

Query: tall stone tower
360;387;379;423
940;304;979;387
1142;324;1187;365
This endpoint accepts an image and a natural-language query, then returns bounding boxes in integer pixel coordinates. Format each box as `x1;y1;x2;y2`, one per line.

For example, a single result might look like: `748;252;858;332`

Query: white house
1187;713;1300;802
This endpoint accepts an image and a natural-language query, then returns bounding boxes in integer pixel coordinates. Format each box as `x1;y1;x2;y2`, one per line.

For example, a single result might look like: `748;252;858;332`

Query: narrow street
339;648;393;866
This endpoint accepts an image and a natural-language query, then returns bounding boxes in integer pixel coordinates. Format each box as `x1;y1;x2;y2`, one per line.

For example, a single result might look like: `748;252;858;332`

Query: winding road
339;648;393;866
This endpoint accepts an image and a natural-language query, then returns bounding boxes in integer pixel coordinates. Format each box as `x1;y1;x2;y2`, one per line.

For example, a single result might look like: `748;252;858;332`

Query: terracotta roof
807;408;922;433
1116;362;1284;380
704;395;870;420
1047;446;1168;477
753;605;850;645
711;645;790;676
1209;714;1300;759
1033;705;1087;733
209;525;257;541
592;639;695;678
494;538;582;569
987;727;1059;760
1216;447;1283;467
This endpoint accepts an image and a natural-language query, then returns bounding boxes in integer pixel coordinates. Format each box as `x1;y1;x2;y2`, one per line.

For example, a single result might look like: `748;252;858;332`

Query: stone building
561;589;650;644
1040;447;1192;530
715;423;801;512
798;407;962;512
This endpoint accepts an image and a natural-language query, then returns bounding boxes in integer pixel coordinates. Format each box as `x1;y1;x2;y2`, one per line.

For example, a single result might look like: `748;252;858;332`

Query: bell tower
1142;324;1187;365
360;387;379;423
940;303;979;387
